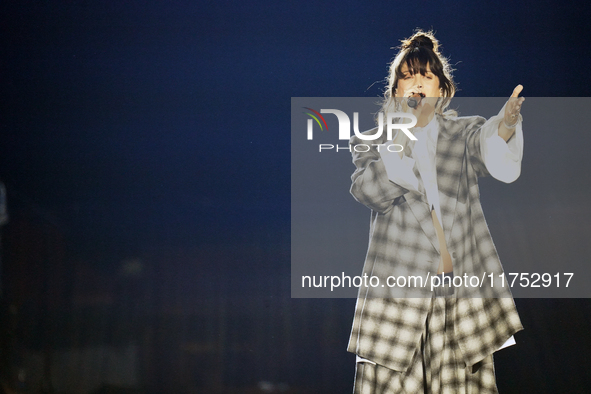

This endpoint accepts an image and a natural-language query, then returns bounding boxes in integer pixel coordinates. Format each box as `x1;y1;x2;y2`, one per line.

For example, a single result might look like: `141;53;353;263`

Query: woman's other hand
499;85;525;141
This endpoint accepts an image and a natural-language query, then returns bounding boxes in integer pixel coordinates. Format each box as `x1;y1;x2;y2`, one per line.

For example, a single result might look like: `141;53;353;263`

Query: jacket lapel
404;192;440;254
436;117;464;243
404;116;465;252
404;146;440;254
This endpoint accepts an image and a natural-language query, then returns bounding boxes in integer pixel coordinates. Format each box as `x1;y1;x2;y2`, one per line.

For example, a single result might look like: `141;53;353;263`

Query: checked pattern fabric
347;114;523;373
353;296;499;394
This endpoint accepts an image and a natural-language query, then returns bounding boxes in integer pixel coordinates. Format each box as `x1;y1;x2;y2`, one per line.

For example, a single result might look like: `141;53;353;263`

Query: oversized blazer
347;113;523;372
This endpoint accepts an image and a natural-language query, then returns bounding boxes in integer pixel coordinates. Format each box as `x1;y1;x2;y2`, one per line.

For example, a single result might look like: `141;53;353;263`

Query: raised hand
504;85;525;128
498;85;524;142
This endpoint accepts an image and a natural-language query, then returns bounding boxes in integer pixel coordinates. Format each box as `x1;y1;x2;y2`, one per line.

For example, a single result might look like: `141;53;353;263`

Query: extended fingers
511;84;523;98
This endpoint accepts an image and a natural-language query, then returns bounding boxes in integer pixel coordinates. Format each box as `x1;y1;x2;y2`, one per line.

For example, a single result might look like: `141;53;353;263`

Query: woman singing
348;30;525;393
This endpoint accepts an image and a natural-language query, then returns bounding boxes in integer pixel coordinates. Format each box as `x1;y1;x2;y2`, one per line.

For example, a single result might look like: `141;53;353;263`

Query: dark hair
378;30;456;120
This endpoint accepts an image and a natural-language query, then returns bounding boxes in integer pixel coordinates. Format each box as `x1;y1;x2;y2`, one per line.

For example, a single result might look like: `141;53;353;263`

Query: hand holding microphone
396;84;437;129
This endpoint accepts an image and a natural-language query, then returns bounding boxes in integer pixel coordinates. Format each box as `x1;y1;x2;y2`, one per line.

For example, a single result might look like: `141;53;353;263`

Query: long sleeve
349;133;411;213
479;103;524;183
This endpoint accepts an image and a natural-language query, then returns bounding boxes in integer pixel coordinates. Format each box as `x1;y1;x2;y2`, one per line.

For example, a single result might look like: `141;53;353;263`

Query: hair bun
401;31;438;52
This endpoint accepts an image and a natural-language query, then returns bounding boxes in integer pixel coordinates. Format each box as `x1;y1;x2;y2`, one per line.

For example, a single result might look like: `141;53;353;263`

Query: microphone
407;93;425;109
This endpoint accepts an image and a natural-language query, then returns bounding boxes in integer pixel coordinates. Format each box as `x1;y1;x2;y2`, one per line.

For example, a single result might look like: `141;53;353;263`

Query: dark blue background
2;1;591;392
2;1;590;245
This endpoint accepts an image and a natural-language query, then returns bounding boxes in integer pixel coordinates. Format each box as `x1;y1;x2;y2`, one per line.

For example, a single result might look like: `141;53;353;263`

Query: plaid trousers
353;294;498;394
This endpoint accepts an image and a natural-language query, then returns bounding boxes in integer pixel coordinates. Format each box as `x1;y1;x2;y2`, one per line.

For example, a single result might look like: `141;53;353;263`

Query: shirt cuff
356;355;377;365
480;102;524;183
497;335;516;351
379;142;420;192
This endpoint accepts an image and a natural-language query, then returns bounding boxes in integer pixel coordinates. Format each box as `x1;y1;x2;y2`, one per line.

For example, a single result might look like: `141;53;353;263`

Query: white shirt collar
409;115;439;155
412;115;438;144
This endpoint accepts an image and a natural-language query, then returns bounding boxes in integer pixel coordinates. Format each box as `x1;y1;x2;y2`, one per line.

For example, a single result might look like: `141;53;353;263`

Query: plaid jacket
347;114;523;372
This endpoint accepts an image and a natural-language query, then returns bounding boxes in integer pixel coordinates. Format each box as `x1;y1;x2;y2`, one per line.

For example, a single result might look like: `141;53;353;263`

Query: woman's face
395;62;441;98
